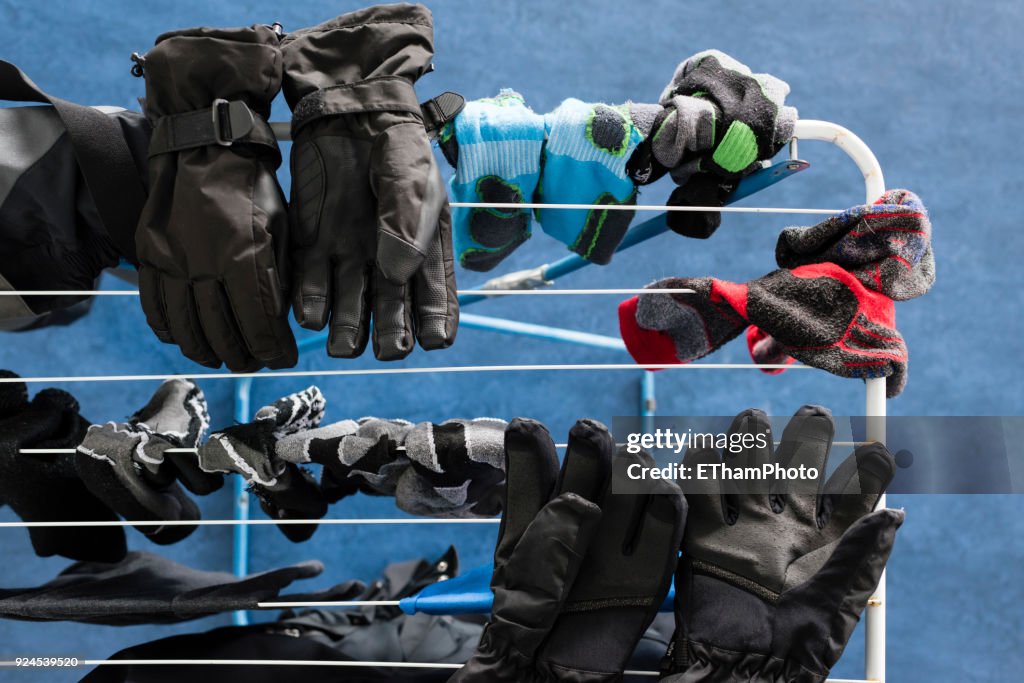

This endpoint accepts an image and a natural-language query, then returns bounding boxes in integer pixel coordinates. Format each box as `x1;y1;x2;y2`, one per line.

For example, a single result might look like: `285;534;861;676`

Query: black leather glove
280;4;458;360
136;24;297;372
662;406;902;683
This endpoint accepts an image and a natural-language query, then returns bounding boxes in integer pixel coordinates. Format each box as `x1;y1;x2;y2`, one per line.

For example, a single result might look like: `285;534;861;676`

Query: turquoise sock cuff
448;90;545;271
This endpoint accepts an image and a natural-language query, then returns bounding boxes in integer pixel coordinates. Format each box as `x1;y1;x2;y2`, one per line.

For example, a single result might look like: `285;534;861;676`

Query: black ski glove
280;4;458;360
0;371;126;562
662;406;902;683
453;418;686;682
136;24;297;372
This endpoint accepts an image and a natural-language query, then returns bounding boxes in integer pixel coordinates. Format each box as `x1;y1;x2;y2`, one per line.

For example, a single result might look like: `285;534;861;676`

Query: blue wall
1;0;1021;680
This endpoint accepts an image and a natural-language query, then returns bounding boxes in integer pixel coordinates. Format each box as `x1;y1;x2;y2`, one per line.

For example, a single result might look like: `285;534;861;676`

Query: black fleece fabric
0;370;126;562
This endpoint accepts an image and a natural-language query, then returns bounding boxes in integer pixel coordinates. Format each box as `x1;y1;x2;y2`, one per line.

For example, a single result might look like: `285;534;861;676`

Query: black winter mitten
0;371;126;562
75;379;219;546
662;406;902;683
136;24;297;372
281;4;458;360
452;418;686;682
198;387;327;542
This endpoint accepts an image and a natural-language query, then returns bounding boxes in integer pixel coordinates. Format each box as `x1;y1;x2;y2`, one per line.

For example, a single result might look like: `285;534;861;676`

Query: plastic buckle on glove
420;91;465;140
211;99;256;146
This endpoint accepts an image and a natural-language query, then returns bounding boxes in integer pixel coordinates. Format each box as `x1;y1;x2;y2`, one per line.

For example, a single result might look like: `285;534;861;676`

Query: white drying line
0;288;696;297
4;659;868;679
21;441;862;455
0;518;500;528
72;660;659;676
20;444;580;454
257;600;401;609
0;363;809;384
449;201;841;215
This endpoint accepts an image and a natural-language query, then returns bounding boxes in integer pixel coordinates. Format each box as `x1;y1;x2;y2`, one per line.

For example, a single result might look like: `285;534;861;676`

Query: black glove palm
663;406;902;683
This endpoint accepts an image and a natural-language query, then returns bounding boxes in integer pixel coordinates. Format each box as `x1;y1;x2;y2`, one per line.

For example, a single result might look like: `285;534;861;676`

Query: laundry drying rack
2;119;892;682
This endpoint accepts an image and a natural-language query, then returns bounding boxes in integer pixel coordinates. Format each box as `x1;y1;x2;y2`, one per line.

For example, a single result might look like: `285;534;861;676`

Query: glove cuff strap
290;76;423;134
419;91;465;139
148;99;278;157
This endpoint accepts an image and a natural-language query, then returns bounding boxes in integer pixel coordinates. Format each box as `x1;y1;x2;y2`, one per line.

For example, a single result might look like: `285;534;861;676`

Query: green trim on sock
713;121;758;173
652;109;677;145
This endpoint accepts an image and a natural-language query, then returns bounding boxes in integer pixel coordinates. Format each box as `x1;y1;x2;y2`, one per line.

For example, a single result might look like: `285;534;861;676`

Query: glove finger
372;267;415;361
372;123;441;283
0;404;65;448
164;451;224;495
198;433;281;489
159;278;220;368
256;465;327;543
783;508;903;663
819;442;896;531
341;419;412;480
327;261;371;359
223;273;297;370
666;179;724;239
578;448;684;589
75;437;200;545
251;387;325;436
496;418;559;568
138;267;174;344
25;390;87;449
556;418;613;503
492;492;602;658
0;370;28;419
680;444;727;523
276;419;360;466
722;408;774;514
192;280;260;373
770;405;835;520
292;250;332;331
411;206;458;351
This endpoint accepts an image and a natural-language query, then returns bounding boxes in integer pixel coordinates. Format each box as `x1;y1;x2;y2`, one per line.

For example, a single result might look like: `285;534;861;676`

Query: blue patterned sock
440;90;545;272
538;99;659;264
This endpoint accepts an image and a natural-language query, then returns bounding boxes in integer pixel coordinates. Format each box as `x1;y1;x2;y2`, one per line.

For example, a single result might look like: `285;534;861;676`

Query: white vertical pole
865;377;887;682
792;120;888;682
